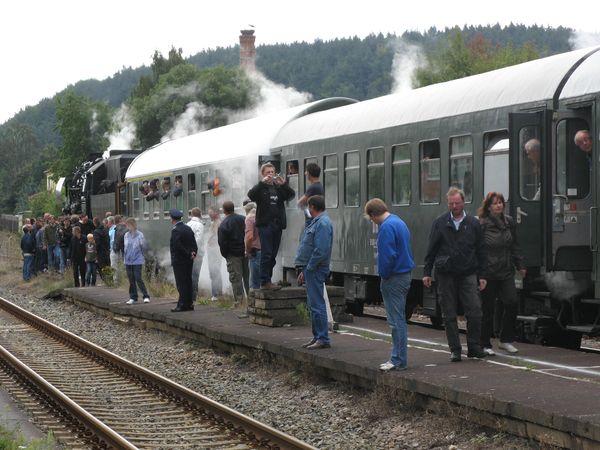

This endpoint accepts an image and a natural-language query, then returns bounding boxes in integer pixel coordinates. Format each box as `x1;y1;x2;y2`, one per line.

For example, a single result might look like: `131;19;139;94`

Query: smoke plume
160;101;210;142
107;104;136;151
569;31;600;50
390;39;425;94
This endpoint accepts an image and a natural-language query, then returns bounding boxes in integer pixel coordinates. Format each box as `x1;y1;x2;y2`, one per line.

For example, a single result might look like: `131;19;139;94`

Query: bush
29;191;61;218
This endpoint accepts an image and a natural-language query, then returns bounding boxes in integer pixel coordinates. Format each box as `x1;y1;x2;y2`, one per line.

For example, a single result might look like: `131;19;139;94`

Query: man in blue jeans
20;224;36;281
365;198;415;371
295;195;333;350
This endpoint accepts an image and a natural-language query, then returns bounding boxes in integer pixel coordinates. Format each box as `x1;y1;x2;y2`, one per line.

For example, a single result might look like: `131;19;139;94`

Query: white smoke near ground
544;271;593;302
389;39;426;94
160;101;210;142
106;104;136;152
569;31;600;50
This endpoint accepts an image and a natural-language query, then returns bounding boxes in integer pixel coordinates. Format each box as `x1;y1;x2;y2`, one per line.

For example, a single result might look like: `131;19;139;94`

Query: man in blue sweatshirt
295;195;333;350
365;198;414;371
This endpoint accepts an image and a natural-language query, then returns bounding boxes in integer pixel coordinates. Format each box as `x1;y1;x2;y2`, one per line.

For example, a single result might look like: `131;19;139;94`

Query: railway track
0;296;316;450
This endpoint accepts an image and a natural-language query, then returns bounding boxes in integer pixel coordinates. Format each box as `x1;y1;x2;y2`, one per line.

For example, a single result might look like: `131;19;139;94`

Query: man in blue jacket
20;224;36;281
295;195;333;349
365;198;414;371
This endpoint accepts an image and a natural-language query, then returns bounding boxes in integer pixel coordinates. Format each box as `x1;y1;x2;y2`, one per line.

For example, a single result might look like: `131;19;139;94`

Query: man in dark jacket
20;224;36;281
93;217;110;276
423;187;487;362
218;201;248;305
70;226;86;287
247;162;295;290
169;208;198;312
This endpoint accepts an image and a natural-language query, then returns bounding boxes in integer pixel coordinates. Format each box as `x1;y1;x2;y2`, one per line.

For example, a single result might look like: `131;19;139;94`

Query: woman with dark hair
478;192;526;355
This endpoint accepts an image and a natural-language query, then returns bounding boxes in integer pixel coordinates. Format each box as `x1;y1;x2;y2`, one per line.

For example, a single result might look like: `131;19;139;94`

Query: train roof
271;47;600;148
125;97;356;180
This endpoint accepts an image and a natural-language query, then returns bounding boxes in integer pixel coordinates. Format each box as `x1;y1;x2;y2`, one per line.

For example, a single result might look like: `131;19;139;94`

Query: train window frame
286;160;299;208
419;139;441;205
188;173;196;217
323;154;338;209
304;157;318;193
162;177;171;219
344;150;361;207
483;130;509;200
556;118;590;200
519;127;541;202
200;171;209;217
392;143;411;206
367;147;385;201
132;182;140;220
449;135;473;203
174;174;184;211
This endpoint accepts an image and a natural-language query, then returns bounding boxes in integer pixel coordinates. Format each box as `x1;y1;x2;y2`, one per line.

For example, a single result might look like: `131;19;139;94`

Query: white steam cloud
569;31;600;50
161;101;211;142
107;104;136;151
390;39;425;94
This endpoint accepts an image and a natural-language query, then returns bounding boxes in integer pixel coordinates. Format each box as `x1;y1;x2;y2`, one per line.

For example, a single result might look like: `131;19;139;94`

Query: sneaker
450;351;462;362
126;299;137;305
499;342;519;354
379;361;406;371
483;347;496;356
306;341;331;350
143;297;150;304
467;349;487;359
210;296;218;302
301;339;317;348
260;282;282;291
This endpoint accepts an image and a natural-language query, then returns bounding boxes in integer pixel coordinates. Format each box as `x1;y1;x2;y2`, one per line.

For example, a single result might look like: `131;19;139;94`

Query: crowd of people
19;160;525;369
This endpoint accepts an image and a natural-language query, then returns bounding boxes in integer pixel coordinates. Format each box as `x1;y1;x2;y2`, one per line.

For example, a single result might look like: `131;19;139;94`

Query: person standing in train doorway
248;163;295;291
423;187;487;362
169;208;198;312
365;199;414;371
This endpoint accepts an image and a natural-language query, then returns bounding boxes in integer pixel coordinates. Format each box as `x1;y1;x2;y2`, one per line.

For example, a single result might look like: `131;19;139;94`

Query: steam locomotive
70;46;600;349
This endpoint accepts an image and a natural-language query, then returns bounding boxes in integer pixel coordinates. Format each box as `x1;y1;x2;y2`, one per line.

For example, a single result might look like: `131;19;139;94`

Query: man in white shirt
187;207;205;302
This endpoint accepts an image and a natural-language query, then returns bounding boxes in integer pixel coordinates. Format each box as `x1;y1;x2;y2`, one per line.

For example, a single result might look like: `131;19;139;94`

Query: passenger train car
107;46;600;348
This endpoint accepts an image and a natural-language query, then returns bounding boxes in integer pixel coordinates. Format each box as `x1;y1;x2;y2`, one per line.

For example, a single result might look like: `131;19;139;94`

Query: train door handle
516;206;528;224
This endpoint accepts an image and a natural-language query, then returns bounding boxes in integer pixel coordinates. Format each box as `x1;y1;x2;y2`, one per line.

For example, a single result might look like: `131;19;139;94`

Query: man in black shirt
248;163;295;290
218;201;248;305
169;209;198;312
297;163;324;226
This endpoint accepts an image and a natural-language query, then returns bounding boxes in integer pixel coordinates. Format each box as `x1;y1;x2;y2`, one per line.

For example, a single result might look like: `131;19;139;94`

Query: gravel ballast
0;286;541;450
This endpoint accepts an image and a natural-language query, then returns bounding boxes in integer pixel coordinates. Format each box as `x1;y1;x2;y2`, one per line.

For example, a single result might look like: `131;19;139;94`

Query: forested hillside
0;24;577;213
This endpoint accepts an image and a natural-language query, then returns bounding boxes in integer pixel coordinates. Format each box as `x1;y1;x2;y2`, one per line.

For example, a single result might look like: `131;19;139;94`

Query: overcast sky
2;0;599;123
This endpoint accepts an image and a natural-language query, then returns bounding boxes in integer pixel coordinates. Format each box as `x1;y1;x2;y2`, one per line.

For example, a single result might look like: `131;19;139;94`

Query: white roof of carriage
125;97;356;179
271;47;600;148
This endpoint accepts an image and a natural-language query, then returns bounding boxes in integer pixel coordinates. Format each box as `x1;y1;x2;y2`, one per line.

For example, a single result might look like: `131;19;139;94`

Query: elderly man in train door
423;187;487;362
295;195;333;350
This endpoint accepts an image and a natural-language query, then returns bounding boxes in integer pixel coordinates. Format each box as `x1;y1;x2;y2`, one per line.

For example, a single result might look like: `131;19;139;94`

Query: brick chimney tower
239;29;256;72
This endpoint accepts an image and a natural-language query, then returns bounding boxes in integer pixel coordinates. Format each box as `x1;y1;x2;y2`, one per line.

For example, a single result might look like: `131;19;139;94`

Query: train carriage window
188;173;196;217
162;177;171;219
200;172;209;216
132;183;140;220
392;144;411;205
344;151;360;207
450;135;473;203
519;127;541;201
143;191;150;220
483;131;509;199
286;160;299;208
419;140;441;204
324;154;338;208
304;157;317;192
556;118;590;199
174;175;184;210
367;148;385;200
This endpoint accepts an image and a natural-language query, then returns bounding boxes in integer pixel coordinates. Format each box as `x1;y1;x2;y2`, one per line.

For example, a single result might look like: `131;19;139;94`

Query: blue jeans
249;251;261;289
54;245;65;273
126;264;149;300
22;255;34;281
380;272;411;368
85;262;97;286
258;223;282;285
47;244;57;271
304;268;330;345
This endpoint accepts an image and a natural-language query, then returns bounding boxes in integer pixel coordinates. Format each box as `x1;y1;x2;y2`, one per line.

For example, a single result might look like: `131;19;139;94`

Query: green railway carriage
269;46;600;347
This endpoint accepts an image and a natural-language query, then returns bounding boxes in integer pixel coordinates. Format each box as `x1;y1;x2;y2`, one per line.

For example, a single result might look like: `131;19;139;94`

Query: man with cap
169;208;198;312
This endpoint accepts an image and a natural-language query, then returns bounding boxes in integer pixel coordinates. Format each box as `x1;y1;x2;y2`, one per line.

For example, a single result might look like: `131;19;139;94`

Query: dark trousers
225;256;248;304
481;278;518;347
437;273;483;353
126;264;149;300
257;222;282;285
173;262;194;308
73;261;85;287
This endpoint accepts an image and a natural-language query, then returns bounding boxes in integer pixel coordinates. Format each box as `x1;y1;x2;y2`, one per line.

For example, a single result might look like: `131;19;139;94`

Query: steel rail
0;296;316;450
0;345;138;450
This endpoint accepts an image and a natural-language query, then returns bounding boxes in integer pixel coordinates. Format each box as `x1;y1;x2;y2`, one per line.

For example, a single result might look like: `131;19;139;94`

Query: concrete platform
62;286;600;449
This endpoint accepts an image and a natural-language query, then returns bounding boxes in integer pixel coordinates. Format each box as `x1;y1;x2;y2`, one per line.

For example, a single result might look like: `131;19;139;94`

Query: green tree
51;91;111;178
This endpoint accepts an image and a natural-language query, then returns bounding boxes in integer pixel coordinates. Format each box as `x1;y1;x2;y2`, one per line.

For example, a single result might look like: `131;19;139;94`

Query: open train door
509;110;552;272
